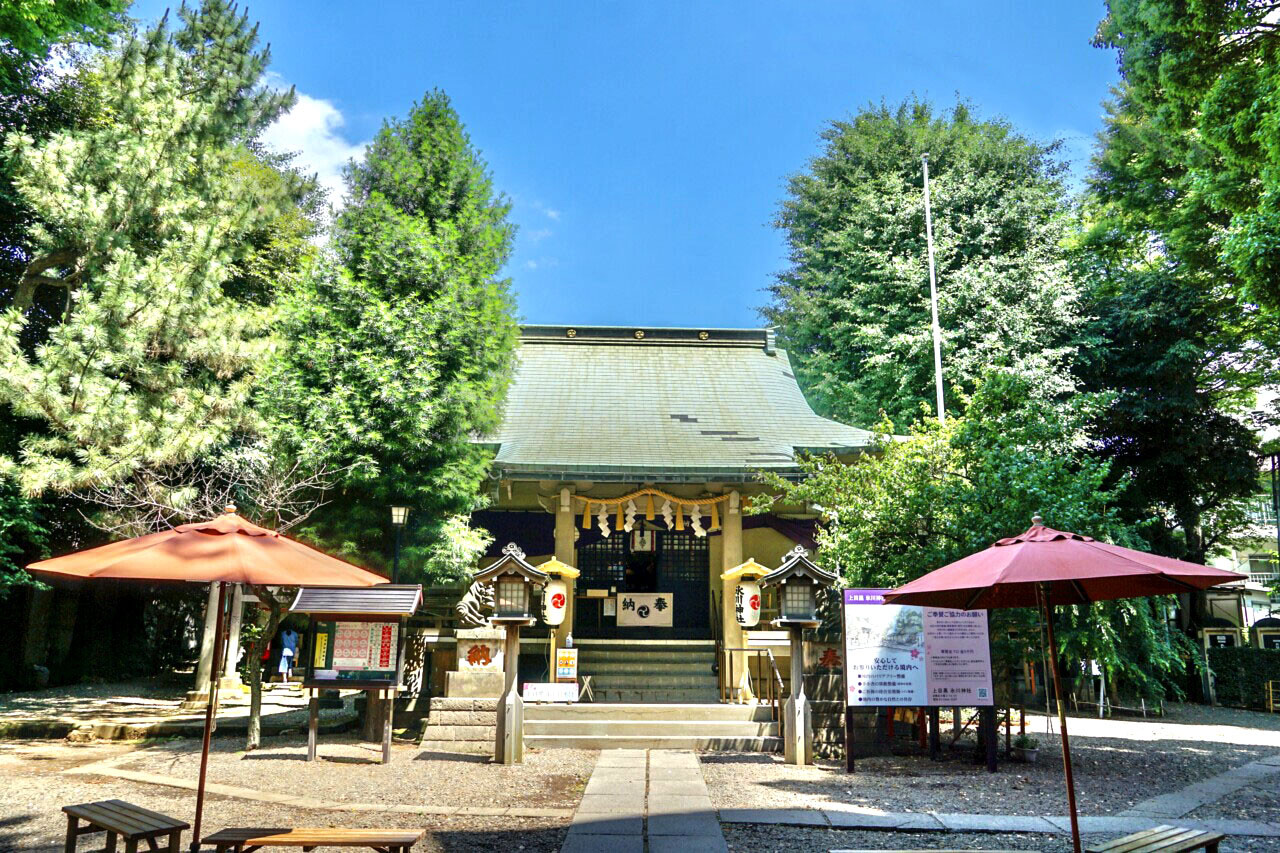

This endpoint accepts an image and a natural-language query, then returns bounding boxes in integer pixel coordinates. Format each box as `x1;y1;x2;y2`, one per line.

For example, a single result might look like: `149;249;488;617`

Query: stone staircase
524;702;781;751
575;640;719;703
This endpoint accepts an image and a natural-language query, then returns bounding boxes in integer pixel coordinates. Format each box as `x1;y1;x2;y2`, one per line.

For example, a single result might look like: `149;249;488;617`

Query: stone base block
445;670;505;698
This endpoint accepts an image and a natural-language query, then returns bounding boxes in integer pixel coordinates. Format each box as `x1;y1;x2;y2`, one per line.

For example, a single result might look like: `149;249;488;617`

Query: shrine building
470;324;873;703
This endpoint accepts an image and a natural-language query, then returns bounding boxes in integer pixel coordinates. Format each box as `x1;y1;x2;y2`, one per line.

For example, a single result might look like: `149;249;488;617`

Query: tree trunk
243;589;285;751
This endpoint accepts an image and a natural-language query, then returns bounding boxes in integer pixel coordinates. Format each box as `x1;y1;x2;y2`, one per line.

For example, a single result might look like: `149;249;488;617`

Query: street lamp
761;545;837;766
390;506;409;583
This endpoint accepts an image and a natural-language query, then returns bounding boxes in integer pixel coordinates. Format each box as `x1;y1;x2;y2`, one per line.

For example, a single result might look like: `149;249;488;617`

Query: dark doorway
574;528;710;639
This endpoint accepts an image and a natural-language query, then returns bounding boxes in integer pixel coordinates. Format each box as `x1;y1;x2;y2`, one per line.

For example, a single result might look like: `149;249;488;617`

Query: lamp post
472;543;548;764
761;545;837;766
390;506;409;583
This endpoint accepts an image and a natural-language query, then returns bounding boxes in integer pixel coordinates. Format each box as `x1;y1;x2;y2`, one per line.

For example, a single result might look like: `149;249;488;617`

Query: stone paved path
562;749;728;853
1120;752;1280;819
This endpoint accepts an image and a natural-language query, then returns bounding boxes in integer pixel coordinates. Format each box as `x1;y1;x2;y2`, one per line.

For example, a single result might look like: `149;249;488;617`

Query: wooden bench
1086;825;1225;853
62;799;187;853
202;828;424;852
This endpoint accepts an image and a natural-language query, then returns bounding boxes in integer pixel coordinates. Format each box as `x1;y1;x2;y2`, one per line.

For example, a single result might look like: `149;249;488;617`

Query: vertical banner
843;589;993;707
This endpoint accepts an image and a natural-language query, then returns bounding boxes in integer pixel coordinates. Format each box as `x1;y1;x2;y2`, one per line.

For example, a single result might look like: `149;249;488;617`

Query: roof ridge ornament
501;542;526;560
786;544;810;561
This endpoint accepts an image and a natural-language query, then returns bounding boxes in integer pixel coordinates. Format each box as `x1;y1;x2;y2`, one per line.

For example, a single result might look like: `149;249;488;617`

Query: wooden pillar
929;706;941;760
719;491;750;701
553;488;576;652
495;624;524;764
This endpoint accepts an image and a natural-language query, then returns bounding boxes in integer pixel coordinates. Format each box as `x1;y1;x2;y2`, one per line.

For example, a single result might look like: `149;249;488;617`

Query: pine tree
0;1;299;493
270;90;518;582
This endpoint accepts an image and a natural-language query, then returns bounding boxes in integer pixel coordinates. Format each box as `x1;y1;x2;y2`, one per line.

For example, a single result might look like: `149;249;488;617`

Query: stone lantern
761;545;837;765
472;543;548;764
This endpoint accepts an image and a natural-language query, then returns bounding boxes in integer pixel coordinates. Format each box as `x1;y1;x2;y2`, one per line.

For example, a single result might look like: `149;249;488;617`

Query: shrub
1206;647;1280;709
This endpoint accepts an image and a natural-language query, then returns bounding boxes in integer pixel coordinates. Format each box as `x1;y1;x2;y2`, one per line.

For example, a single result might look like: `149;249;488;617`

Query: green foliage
1205;646;1280;710
1095;0;1280;313
269;90;518;583
0;477;48;596
767;97;1081;428
0;0;300;495
752;376;1190;699
0;0;126;60
1074;81;1280;564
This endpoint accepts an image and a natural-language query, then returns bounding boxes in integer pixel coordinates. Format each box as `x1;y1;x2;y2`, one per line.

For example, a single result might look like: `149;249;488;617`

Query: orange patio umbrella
885;517;1244;853
27;506;387;852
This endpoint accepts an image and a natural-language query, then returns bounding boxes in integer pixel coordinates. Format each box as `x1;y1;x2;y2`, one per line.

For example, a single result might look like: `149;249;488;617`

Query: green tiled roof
482;326;876;482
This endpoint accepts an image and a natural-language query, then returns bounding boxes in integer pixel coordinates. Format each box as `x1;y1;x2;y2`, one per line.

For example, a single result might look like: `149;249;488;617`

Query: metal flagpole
922;153;946;424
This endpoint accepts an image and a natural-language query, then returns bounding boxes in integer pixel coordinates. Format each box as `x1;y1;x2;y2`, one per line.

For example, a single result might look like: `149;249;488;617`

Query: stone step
524;702;775;721
581;676;721;686
526;734;782;751
588;688;721;703
524;719;777;737
419;739;493;755
577;650;716;663
577;659;713;674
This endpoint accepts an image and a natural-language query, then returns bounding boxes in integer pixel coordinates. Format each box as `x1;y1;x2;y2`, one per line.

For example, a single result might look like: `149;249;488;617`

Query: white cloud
261;89;368;215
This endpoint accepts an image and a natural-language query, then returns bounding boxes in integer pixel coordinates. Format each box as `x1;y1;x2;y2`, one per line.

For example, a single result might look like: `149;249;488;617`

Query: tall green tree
753;376;1190;700
1076;83;1280;565
272;90;518;581
767;98;1081;428
0;0;300;495
1095;0;1280;313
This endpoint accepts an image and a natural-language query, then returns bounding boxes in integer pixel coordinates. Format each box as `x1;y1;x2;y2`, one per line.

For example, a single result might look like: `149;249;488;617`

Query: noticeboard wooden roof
290;584;422;618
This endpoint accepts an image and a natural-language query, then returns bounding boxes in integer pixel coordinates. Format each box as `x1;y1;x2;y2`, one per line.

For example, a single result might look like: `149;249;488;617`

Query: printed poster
332;621;372;668
843;589;993;707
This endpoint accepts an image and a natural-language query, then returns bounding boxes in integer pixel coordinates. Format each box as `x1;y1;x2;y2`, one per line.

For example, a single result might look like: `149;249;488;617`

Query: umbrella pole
1040;584;1081;853
191;581;227;853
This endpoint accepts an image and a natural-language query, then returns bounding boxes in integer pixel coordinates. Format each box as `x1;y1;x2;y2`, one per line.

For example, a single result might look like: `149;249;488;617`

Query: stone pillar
719;491;751;701
553;487;577;648
21;588;54;669
783;625;814;765
220;584;244;689
495;624;524;764
186;583;221;705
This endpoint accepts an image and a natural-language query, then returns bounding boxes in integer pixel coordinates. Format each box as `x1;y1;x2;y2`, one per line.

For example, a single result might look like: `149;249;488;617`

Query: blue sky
136;1;1118;328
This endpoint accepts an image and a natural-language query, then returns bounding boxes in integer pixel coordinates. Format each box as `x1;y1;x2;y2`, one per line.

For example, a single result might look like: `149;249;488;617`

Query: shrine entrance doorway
573;529;711;640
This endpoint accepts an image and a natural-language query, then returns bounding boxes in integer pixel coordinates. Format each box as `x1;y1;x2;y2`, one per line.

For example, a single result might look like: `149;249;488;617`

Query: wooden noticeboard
311;620;400;684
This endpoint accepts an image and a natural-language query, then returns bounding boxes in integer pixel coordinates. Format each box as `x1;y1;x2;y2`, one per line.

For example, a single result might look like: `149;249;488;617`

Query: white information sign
616;593;674;627
843;589;992;707
523;682;578;703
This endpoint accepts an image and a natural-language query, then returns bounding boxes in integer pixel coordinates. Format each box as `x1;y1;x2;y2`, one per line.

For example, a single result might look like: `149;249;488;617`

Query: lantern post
719;558;770;701
472;543;548;765
761;545;837;766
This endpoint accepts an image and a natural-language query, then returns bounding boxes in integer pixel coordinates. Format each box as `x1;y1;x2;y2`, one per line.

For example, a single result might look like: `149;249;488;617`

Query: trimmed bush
1206;647;1280;709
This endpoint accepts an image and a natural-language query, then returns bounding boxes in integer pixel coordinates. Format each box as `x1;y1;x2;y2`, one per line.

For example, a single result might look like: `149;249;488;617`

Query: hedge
1206;647;1280;709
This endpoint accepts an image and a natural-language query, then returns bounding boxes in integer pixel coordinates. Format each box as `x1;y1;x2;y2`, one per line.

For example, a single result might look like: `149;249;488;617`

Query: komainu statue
455;578;494;627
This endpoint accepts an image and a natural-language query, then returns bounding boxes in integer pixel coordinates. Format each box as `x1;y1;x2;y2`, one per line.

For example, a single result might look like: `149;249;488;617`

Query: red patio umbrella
27;506;387;852
884;516;1244;853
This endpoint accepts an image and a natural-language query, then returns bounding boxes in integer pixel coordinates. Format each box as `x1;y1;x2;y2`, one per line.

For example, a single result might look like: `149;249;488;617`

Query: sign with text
556;648;579;681
523;682;578;703
313;621;399;683
616;593;674;627
843;589;992;707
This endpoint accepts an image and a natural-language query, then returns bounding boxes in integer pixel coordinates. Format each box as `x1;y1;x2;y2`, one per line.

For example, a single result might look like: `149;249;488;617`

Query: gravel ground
1189;771;1280;824
110;735;594;809
0;738;581;852
723;824;1280;853
703;704;1280;817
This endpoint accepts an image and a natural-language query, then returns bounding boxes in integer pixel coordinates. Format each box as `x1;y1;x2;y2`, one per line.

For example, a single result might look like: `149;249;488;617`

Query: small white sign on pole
523;682;578;703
